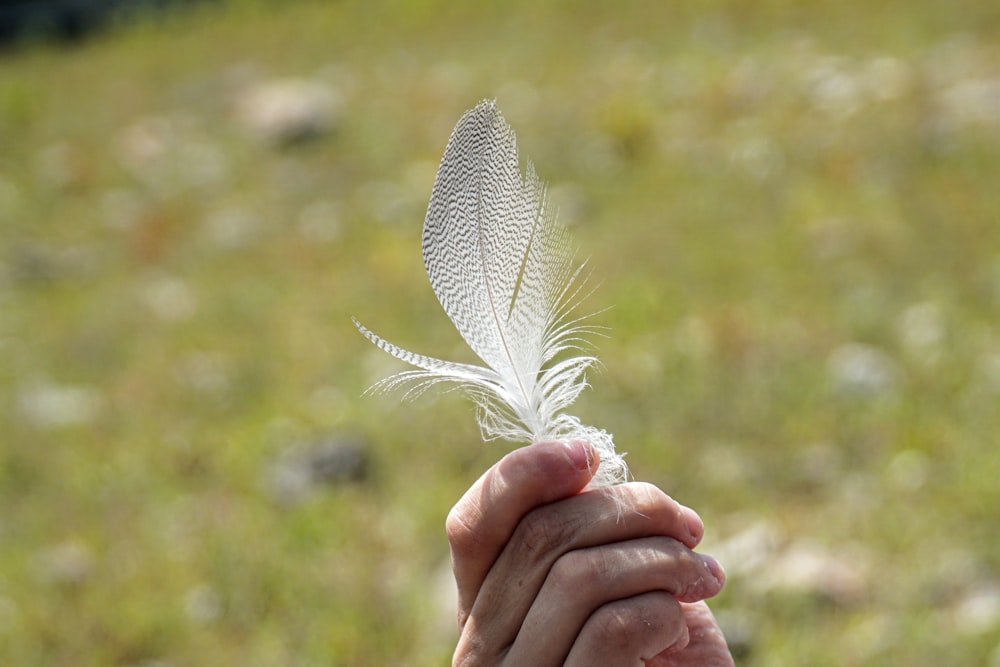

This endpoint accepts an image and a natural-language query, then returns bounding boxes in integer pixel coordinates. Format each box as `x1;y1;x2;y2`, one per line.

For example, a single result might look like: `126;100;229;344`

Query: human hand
446;440;734;666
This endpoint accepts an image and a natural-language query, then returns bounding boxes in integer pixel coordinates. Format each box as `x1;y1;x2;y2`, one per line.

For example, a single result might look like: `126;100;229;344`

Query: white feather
354;100;628;487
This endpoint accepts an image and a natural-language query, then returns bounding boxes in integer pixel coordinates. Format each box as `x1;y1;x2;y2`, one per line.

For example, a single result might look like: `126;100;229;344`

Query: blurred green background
2;0;999;664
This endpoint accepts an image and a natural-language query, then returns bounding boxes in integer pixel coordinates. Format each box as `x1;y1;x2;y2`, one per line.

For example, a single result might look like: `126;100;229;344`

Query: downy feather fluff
353;100;628;488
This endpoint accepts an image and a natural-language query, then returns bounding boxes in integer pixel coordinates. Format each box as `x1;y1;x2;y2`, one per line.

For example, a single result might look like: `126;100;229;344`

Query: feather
353;100;628;487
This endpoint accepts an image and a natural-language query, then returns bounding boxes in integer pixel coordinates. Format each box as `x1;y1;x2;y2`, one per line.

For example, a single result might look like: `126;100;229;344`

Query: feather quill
353;100;628;487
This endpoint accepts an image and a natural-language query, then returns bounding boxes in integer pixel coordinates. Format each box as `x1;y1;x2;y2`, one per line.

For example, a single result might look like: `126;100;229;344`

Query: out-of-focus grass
1;0;999;664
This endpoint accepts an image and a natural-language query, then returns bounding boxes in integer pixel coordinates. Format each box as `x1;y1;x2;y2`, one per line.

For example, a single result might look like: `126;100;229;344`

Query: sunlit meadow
1;1;999;664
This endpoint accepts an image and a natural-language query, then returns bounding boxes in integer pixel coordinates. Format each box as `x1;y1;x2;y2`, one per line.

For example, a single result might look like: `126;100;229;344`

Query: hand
446;440;734;666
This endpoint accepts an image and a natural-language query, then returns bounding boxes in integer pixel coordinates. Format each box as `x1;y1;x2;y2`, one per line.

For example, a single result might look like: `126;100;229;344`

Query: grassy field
2;0;999;664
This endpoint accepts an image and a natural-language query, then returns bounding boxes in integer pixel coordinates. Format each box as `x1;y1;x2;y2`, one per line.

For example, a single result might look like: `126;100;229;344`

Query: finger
646;602;735;667
464;481;711;653
563;591;687;667
447;440;599;624
504;537;724;665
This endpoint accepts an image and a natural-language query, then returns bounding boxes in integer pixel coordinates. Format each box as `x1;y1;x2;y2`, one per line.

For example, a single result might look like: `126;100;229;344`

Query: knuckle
452;635;492;667
590;603;643;649
547;548;597;592
618;483;692;538
512;504;576;556
597;606;634;638
588;594;678;649
627;481;669;514
445;502;484;555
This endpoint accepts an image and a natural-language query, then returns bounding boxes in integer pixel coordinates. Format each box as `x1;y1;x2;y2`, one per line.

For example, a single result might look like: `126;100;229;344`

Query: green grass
2;0;999;664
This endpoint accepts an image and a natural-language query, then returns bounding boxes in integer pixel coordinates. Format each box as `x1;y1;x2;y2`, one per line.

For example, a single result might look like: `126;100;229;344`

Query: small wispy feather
353;100;628;487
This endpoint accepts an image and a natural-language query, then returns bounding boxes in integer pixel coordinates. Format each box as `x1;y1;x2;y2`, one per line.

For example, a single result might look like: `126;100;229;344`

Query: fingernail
563;440;595;471
701;554;726;587
682;506;704;544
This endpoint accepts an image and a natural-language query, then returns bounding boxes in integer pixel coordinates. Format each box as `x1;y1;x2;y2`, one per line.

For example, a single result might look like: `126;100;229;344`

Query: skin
447;440;735;667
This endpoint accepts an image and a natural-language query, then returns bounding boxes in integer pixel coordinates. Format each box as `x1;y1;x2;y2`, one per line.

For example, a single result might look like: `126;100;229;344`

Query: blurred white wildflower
421;559;460;654
886;449;930;492
18;381;104;429
950;585;1000;636
184;584;222;625
861;56;913;102
706;518;782;580
939;77;1000;129
924;35;982;86
117;115;173;170
896;301;946;363
806;57;865;119
116;114;228;193
35;540;95;585
175;140;228;190
728;133;784;181
175;352;230;397
978;350;1000;393
201;204;261;250
827;343;900;396
137;273;196;322
725;56;773;106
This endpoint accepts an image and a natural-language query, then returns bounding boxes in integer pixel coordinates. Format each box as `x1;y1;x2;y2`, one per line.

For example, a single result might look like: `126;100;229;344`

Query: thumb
447;440;600;623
